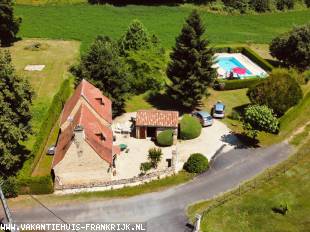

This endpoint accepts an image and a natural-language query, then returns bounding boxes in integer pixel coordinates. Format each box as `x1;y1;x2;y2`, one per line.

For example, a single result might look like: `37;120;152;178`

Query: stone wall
54;167;177;195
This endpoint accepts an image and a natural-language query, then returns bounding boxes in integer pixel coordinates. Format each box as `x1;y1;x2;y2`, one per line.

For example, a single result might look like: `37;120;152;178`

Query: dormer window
95;98;104;105
96;133;106;141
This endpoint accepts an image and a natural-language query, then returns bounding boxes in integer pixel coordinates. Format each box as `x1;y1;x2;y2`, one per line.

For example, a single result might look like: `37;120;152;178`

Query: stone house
52;79;120;187
135;110;179;144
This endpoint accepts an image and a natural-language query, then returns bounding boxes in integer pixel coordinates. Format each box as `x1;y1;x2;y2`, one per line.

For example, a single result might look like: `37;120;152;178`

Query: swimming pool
217;57;252;75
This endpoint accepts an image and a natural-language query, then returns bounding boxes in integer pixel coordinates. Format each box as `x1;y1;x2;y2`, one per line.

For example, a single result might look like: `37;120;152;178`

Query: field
5;39;79;155
15;4;310;52
187;134;310;232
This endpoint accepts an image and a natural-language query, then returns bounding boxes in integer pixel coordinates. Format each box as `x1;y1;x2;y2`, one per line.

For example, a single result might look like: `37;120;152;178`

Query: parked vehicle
47;145;56;155
213;101;225;118
192;111;213;126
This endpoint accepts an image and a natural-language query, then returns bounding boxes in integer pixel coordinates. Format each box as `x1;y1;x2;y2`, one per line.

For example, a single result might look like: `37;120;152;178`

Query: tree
247;69;303;116
270;24;310;71
167;10;216;109
249;0;271;12
276;0;294;10
0;50;34;174
119;19;150;55
148;147;162;168
71;36;131;116
183;153;209;174
0;0;21;46
306;0;310;7
243;105;279;134
126;47;167;94
222;0;249;13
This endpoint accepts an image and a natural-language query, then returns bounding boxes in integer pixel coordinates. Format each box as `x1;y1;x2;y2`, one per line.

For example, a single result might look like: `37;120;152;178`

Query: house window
95;98;104;105
96;133;106;141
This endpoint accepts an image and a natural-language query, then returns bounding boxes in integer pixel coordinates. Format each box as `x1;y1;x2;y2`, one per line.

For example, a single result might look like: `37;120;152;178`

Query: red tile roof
136;110;179;128
60;79;112;126
53;105;118;168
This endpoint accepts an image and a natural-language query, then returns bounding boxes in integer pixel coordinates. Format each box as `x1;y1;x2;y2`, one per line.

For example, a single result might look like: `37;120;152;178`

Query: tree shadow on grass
146;92;192;115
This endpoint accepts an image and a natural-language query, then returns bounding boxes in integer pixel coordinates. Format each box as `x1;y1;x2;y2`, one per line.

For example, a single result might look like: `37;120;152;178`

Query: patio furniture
114;123;123;134
119;144;127;151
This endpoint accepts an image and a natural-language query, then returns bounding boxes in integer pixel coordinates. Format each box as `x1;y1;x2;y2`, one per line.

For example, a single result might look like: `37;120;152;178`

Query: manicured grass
289;124;310;146
187;136;310;232
15;5;310;52
125;92;153;112
4;39;80;151
9;171;195;207
203;88;250;132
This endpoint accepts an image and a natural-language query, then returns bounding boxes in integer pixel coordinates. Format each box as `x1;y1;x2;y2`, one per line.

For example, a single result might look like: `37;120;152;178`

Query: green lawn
9;171;195;207
3;39;79;162
15;4;310;52
187;135;310;232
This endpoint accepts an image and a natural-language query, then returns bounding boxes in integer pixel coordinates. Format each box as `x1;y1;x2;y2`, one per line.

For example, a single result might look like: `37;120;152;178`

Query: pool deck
214;53;267;78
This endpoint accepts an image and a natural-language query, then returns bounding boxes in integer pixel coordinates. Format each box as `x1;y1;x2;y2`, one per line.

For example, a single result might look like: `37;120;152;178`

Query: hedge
18;175;53;195
157;129;174;146
180;115;202;140
30;78;71;174
16;78;72;194
214;46;274;72
215;77;264;90
241;47;273;72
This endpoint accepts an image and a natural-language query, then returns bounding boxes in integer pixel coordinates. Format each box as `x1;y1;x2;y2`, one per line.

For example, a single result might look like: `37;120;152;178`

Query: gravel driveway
177;119;241;166
113;113;241;178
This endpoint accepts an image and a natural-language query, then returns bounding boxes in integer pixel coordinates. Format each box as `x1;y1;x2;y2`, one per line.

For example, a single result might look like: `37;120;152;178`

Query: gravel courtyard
112;113;241;180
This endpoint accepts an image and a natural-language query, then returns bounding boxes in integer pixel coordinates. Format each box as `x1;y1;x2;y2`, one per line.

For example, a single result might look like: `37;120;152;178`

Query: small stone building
135;110;179;144
52;79;120;188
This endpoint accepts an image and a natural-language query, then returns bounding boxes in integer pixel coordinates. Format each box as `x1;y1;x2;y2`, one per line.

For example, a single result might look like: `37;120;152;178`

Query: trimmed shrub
247;69;303;116
30;79;71;173
184;153;209;173
140;162;152;173
214;78;264;90
157;129;173;146
244;105;279;133
241;47;274;72
18;175;53;195
180;115;202;140
148;148;163;168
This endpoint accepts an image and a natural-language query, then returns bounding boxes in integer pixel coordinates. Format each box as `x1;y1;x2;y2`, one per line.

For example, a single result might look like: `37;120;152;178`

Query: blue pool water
217;57;252;75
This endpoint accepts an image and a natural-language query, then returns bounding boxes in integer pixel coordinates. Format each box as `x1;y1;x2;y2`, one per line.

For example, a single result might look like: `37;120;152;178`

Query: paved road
12;142;292;232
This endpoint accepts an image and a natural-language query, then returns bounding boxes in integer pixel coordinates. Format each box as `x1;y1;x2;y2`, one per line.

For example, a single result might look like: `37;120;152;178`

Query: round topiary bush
157;129;173;147
180;114;202;140
184;153;209;174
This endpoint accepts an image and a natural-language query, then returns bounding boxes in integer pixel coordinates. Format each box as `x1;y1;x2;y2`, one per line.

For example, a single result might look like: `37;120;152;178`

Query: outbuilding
135;110;179;144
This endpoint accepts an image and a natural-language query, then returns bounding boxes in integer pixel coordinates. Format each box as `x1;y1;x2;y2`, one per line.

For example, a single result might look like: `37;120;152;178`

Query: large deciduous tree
71;36;131;116
270;24;310;71
0;50;34;174
166;10;216;109
247;69;303;116
0;0;21;46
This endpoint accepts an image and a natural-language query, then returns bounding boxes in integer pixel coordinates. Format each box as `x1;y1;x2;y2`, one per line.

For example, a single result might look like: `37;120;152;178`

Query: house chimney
73;125;84;157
